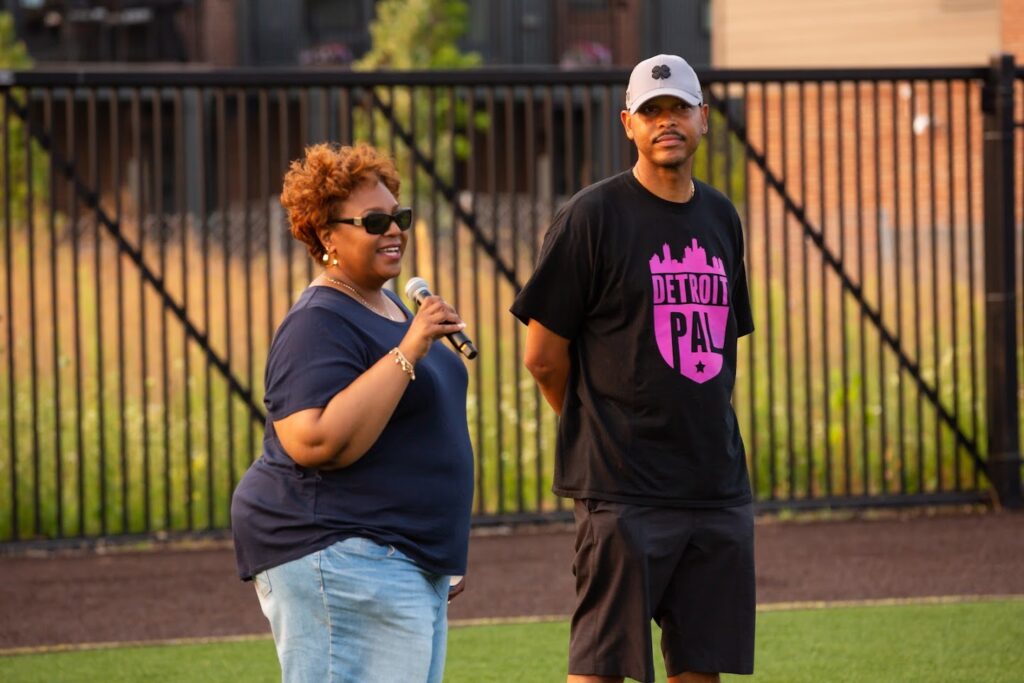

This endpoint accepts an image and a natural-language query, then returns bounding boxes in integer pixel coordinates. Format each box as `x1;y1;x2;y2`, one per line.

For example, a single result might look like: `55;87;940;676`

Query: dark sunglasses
327;207;413;234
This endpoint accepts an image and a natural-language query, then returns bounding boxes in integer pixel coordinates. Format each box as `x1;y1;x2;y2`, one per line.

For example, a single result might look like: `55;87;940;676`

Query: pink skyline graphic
649;239;726;276
649;238;729;384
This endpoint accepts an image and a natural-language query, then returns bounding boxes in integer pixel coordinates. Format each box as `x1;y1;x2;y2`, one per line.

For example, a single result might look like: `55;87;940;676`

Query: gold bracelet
389;347;416;381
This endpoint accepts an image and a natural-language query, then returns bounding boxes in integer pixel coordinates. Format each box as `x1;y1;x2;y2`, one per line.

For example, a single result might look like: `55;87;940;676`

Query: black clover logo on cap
651;64;671;80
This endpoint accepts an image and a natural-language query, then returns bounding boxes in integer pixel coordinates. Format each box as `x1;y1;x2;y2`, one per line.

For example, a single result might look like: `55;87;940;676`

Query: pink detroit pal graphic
649;238;729;383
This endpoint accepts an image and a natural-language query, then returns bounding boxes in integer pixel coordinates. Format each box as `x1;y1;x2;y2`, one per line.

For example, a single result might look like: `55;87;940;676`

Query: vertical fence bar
111;88;126;531
201;88;214;529
762;82;776;499
854;80;869;494
925;80;939;492
981;55;1022;508
299;90;311;285
778;80;794;499
873;81;888;495
278;90;292;304
217;89;235;522
66;92;85;536
524;84;543;511
131;88;148;532
175;88;193;530
544;85;561;512
836;80;851;495
563;87;574;197
505;85;523;513
743;81;757;498
581;86;592;188
947;79;961;491
239;88;254;482
259;89;272;354
387;85;397;161
154;88;170;529
601;85;611;180
799;81;814;499
24;87;41;536
485;87;504;515
428;87;440;293
909;81;925;493
44;89;62;535
545;85;563;513
2;93;16;539
467;86;484;515
1018;74;1024;464
892;79;907;494
817;81;831;497
780;81;795;499
409;85;420;277
445;86;458;318
338;87;351;147
706;86;715;184
1019;75;1024;465
87;90;108;535
966;79;980;489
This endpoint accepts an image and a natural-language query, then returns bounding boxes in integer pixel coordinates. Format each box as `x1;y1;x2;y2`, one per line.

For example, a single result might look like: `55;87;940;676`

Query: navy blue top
230;286;474;580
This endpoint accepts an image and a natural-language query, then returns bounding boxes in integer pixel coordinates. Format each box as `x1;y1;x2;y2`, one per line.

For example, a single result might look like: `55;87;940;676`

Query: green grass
2;600;1022;682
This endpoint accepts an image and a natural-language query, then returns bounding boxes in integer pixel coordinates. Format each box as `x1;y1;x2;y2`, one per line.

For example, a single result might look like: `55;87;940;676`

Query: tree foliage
352;0;483;185
355;0;480;71
1;11;47;226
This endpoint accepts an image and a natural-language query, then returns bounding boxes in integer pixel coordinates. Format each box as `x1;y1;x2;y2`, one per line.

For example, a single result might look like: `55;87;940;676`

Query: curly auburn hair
280;143;401;261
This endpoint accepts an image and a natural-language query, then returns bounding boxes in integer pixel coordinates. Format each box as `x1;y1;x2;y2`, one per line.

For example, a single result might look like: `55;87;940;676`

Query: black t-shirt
511;171;754;507
230;286;474;580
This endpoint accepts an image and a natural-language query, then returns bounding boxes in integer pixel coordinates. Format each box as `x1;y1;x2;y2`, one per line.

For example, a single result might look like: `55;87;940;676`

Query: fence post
981;53;1022;509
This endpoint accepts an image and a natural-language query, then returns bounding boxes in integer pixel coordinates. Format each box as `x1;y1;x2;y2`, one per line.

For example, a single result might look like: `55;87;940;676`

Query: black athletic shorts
568;499;755;682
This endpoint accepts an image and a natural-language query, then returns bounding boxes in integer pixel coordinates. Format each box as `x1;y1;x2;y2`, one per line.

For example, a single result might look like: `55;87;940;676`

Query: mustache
653;131;685;143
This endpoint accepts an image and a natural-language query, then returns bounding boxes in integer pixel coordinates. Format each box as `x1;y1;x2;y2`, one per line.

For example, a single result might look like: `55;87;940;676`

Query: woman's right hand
398;295;466;364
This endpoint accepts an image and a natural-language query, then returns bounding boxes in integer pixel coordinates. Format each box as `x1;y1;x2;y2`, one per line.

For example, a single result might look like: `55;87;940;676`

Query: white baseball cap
625;54;703;114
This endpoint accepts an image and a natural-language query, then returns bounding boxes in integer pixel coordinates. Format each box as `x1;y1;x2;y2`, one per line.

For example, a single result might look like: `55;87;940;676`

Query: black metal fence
1;60;1020;543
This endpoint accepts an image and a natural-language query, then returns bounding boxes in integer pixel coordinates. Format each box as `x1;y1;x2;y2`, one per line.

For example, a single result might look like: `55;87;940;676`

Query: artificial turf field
2;599;1021;682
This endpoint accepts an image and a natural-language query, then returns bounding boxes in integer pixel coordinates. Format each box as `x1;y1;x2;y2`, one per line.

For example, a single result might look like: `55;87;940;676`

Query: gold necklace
631;166;696;202
322;274;397;322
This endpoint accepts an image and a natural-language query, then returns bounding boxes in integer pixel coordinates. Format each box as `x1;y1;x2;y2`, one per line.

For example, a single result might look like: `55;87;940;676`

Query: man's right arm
523;319;571;416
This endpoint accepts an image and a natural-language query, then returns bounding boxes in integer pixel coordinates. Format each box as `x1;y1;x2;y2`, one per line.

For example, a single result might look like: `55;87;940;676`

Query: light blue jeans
253;537;450;683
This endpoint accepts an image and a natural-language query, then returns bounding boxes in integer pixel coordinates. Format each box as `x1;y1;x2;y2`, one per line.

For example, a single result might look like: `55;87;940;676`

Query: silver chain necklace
322;274;397;322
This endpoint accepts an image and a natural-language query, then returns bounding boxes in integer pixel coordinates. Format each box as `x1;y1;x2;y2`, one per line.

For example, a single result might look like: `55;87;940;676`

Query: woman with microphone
231;142;473;683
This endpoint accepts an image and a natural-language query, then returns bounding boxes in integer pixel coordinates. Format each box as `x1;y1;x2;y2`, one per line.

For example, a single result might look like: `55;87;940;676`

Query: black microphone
404;277;478;360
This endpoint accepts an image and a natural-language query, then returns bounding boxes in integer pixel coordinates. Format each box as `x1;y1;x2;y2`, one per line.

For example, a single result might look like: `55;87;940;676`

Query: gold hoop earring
321;252;338;267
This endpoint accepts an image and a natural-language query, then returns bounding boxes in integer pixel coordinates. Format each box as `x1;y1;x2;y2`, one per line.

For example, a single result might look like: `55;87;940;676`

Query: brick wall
714;0;1001;67
1003;0;1024;60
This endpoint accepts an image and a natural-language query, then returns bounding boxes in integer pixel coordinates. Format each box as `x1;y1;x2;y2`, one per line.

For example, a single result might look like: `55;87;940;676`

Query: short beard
650;153;690;171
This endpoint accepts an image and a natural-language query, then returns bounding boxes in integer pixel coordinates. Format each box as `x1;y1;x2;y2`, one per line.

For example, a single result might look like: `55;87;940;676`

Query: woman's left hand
448;575;466;604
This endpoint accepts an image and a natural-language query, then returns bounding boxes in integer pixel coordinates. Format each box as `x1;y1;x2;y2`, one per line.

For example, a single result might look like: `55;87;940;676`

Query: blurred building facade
713;0;1023;66
4;0;711;68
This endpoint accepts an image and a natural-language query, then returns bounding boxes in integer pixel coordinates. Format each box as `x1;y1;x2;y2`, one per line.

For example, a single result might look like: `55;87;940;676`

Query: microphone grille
404;276;429;300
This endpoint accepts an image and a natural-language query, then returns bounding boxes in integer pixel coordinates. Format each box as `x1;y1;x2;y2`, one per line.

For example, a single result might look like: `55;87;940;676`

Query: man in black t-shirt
511;54;755;683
